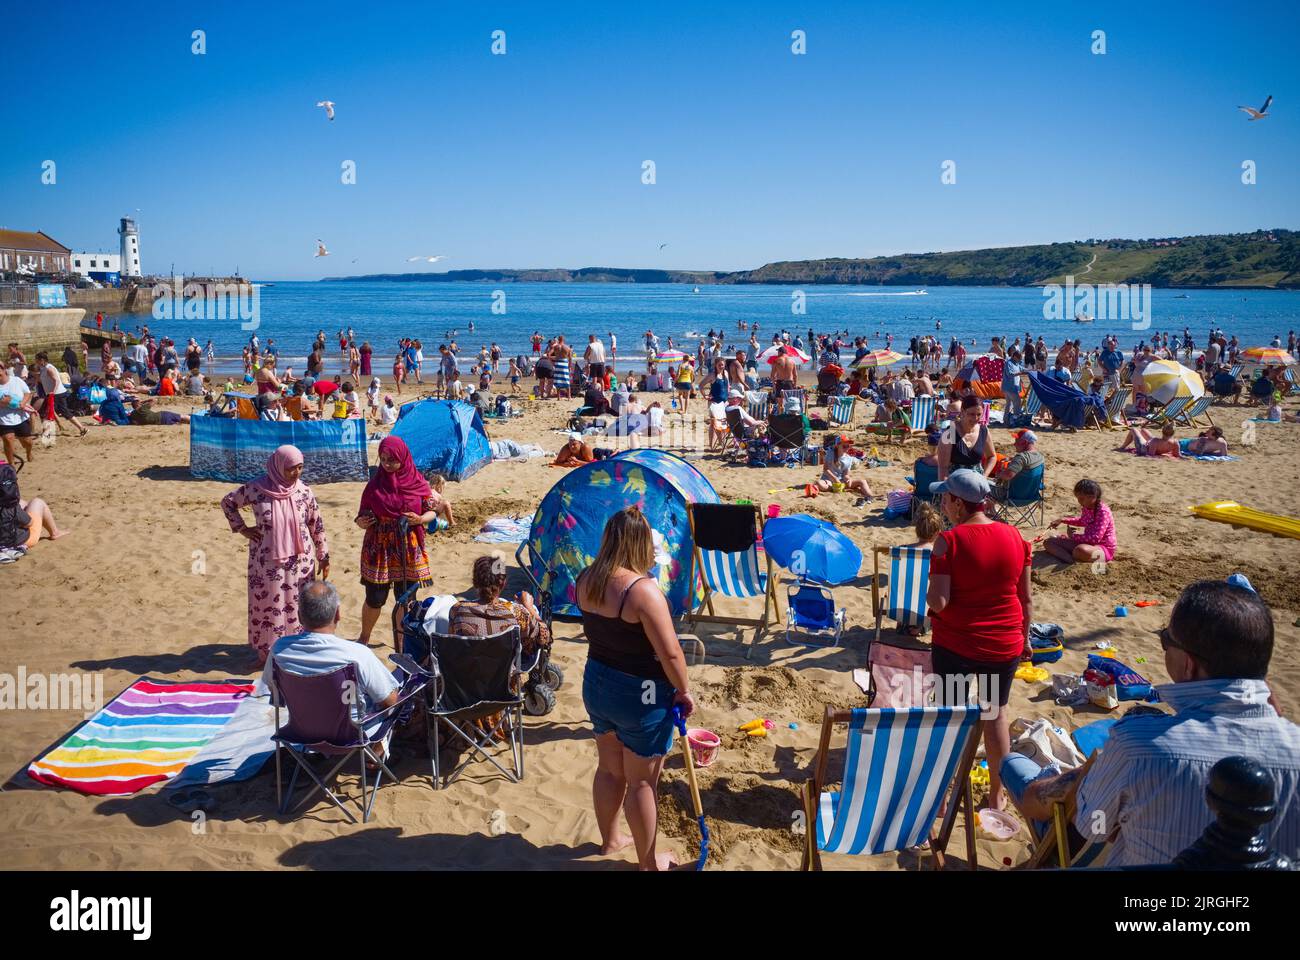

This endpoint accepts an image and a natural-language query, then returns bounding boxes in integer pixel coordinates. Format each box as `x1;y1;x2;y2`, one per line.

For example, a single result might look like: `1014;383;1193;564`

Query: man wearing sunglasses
1005;578;1300;866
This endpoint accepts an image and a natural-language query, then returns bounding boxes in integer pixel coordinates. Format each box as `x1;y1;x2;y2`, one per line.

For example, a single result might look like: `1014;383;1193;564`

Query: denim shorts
582;657;676;758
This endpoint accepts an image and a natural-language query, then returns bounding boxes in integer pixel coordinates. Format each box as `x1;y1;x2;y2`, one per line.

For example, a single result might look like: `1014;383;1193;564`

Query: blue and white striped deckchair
746;393;770;423
1175;394;1216;428
802;704;982;870
1103;387;1130;428
686;503;779;651
1284;367;1299;396
1022;385;1042;423
1144;395;1190;425
829;394;856;426
907;395;936;436
1228;363;1243;382
871;546;930;643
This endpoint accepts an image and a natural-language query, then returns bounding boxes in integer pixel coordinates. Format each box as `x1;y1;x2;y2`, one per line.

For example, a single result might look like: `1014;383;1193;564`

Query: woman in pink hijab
221;445;329;664
356;435;438;648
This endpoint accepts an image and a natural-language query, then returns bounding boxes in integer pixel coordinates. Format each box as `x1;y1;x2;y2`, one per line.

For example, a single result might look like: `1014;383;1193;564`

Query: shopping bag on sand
1009;717;1086;770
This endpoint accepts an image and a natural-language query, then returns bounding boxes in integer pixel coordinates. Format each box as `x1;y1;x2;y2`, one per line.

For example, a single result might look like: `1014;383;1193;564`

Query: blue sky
2;0;1296;279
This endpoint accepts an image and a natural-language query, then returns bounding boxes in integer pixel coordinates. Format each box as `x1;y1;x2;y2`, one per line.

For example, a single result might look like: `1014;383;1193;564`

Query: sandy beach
3;378;1299;872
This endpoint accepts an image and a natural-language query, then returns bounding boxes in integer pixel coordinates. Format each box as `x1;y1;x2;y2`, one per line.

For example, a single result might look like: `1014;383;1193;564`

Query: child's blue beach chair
802;704;982;870
871;545;931;643
785;581;846;647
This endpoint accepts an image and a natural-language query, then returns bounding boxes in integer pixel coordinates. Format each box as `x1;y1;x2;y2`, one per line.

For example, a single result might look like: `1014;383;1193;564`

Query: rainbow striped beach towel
28;678;255;796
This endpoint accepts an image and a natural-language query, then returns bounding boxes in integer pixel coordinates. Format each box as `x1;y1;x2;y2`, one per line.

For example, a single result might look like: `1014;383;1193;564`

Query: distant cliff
321;229;1300;288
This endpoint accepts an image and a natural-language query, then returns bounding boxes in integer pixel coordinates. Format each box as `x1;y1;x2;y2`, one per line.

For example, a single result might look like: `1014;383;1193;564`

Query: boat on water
1174;293;1190;299
1074;312;1093;323
693;286;700;293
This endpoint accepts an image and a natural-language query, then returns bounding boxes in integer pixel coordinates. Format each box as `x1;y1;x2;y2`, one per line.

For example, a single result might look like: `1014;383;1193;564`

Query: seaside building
0;229;71;276
71;251;122;285
118;216;142;277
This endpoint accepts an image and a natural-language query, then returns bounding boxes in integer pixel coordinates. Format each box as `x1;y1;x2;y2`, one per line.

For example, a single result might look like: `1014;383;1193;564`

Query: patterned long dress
359;500;435;589
221;483;329;662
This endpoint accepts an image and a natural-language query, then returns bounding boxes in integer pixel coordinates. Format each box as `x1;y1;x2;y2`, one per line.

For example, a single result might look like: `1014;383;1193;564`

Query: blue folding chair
802;705;982;870
992;462;1045;527
871;545;931;643
785;581;846;647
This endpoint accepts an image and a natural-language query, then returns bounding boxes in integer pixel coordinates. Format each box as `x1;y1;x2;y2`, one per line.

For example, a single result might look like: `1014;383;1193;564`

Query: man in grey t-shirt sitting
994;429;1044;487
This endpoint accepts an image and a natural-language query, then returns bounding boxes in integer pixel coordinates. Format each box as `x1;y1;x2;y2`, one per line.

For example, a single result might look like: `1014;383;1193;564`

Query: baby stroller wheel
541;662;565;691
524;683;556;717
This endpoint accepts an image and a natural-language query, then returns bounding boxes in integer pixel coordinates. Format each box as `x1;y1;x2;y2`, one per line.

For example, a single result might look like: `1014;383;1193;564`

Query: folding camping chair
785;581;846;647
991;462;1045;527
271;658;432;824
722;407;750;459
767;412;808;465
907;458;940;520
1176;395;1216;428
1103;387;1131;427
801;704;982;870
421;626;527;789
871;545;931;643
828;394;856;427
778;387;807;414
908;394;936;436
686;502;780;652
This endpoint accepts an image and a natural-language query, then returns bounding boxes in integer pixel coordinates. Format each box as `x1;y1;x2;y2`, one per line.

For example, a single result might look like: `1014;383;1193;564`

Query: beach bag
1086;654;1156;702
1029;623;1064;664
1009;717;1086;770
886;489;913;512
746;438;771;467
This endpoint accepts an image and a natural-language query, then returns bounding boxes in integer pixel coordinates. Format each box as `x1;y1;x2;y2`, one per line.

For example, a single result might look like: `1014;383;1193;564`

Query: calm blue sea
101;282;1300;371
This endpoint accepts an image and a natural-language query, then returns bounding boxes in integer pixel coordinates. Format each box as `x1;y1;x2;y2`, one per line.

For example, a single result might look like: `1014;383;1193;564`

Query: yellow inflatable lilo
1189;501;1300;540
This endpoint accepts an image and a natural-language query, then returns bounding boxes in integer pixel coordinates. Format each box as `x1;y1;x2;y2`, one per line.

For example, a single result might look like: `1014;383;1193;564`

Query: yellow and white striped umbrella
1139;359;1204;404
1241;346;1297;366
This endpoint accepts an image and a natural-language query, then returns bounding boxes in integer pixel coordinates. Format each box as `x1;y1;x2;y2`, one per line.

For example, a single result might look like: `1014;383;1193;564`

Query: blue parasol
762;514;863;585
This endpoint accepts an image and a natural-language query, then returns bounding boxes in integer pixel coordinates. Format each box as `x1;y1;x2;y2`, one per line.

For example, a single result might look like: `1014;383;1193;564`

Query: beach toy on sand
969;762;990;787
745;726;769;738
1189;501;1300;541
803;483;819;498
1015;663;1050;683
789;722;798;730
978;808;1022;841
686;728;721;768
767;504;782;519
672;706;709;871
1113;605;1128;617
738;718;767;732
1134;600;1161;608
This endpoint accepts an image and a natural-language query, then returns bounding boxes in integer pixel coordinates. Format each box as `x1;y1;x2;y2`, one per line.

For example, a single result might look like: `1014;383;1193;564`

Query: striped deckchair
686;503;780;652
907;395;936;436
1144;395;1190;425
829;394;856;426
871;545;931;643
1103;387;1130;428
1228;363;1243;381
1175;394;1216;427
746;393;770;423
1284;367;1300;396
802;704;982;870
1022;385;1042;423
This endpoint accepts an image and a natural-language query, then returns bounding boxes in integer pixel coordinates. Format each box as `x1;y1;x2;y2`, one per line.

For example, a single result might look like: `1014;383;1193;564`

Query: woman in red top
926;468;1032;811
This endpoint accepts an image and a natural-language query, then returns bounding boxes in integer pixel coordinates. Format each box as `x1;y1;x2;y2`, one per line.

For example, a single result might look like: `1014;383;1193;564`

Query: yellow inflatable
1189;501;1300;540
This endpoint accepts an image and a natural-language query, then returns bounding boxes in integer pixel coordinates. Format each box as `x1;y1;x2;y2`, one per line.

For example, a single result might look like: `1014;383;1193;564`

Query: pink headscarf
254;445;306;560
360;436;431;545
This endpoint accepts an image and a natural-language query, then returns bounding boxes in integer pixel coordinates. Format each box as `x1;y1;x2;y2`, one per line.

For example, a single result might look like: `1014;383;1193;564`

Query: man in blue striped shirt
1006;579;1300;866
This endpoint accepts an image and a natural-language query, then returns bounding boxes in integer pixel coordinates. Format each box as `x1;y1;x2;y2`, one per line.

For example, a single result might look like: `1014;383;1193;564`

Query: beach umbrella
1240;346;1296;366
1139;359;1203;404
762;514;863;585
653;349;689;363
852;349;905;370
760;344;811;364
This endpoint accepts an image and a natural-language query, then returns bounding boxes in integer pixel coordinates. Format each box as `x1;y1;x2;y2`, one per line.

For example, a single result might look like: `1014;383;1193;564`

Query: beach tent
953;355;1005;399
190;416;368;483
518;448;719;617
1026;371;1106;430
391;399;492;482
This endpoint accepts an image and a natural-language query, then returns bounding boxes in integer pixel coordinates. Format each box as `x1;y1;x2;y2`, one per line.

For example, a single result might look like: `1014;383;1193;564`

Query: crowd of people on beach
4;315;1299;870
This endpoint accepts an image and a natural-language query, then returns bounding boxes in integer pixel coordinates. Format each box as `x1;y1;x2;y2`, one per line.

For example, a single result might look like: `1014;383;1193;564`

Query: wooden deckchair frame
801;705;981;871
686;502;780;652
1019;754;1108;869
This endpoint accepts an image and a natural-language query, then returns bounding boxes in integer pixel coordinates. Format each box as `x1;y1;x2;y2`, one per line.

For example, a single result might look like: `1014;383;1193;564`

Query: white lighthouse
118;216;141;277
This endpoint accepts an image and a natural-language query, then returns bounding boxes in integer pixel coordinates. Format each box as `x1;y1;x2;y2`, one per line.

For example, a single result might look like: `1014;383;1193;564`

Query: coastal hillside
323;229;1299;288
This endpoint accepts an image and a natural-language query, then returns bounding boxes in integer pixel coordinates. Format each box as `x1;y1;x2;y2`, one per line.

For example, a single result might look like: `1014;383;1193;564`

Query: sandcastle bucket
686;728;721;767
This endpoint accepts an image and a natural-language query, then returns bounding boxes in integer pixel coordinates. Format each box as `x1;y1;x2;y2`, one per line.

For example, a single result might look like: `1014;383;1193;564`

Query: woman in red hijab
357;435;437;647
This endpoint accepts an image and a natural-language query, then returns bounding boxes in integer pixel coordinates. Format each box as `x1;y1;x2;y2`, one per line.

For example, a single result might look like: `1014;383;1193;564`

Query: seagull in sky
316;100;336;121
1238;95;1272;120
406;255;448;263
658;243;668;250
315;240;330;257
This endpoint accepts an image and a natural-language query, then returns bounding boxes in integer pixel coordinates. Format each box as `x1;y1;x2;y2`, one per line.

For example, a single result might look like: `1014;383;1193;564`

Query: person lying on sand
1118;422;1180;458
1185;426;1228;456
1043;478;1115;566
552;432;595;468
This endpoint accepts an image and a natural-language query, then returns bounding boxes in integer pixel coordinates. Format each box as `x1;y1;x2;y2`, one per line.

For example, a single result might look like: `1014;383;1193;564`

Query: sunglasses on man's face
1159;626;1182;652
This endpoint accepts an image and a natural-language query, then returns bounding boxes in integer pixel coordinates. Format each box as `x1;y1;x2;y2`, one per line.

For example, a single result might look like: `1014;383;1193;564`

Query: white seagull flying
316;100;336;121
405;255;448;263
1238;95;1273;120
658;242;668;250
315;240;330;257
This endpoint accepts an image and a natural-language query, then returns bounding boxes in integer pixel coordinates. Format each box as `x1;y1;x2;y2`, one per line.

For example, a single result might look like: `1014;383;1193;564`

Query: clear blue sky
3;0;1296;279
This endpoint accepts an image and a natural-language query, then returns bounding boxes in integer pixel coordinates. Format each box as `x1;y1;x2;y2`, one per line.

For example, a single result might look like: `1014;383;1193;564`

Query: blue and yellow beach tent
391;399;492;482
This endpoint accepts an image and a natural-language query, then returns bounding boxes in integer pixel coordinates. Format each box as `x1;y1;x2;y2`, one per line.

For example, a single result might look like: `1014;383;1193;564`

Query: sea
97;282;1300;374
